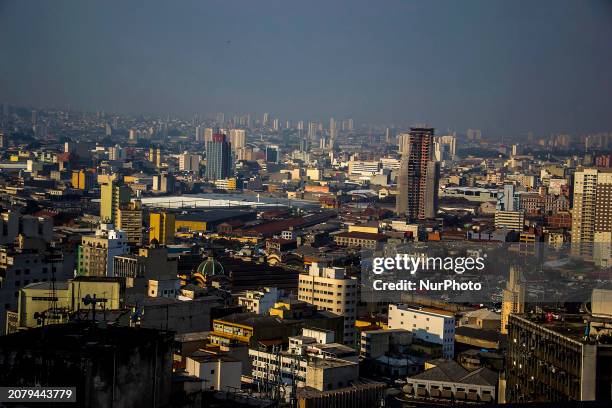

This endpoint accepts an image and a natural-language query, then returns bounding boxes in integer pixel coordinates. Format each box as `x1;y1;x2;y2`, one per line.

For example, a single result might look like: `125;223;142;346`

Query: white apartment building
348;160;380;176
186;351;242;392
388;304;455;359
298;263;358;346
237;287;282;315
249;328;358;400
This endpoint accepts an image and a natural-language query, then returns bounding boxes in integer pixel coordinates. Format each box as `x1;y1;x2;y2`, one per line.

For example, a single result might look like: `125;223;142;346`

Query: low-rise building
404;359;498;403
237;287;282;315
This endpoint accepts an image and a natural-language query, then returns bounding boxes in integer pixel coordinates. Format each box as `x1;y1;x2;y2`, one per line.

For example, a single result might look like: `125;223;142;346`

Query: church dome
195;256;225;277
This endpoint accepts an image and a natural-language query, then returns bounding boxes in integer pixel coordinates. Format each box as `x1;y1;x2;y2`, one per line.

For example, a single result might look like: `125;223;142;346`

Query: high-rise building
149;147;162;168
329;117;337;144
571;168;612;266
262;112;269;127
297;120;304;131
152;173;175;193
467;128;482;141
194;125;204;142
215;112;225;126
149;212;175;245
497;183;517;211
397;133;410;154
128;129;137;142
100;178;131;225
347;118;354;131
297;263;358;346
0;132;5;149
439;134;457;157
179;152;201;173
265;145;280;164
108;144;125;161
272;118;280;131
500;265;524;335
384;127;394;144
71;170;95;190
205;133;232;180
228;129;246;150
506;292;612;403
299;137;309;153
395;127;438;220
308;122;318;141
116;200;143;246
204;127;215;145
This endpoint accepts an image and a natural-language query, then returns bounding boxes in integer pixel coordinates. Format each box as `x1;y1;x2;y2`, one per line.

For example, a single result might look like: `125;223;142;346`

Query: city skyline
1;0;612;137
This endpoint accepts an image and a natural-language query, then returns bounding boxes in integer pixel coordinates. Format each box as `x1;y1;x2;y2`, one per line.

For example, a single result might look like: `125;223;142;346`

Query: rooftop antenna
82;294;107;323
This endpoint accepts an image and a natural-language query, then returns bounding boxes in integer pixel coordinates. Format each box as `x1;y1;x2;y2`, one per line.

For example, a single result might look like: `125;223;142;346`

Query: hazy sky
1;0;612;136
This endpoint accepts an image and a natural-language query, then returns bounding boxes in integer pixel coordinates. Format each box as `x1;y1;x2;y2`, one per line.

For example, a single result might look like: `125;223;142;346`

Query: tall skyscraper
262;112;269;127
204;127;216;145
149;147;162;168
385;127;394;144
500;265;525;334
194;125;204;142
398;133;410;154
329;117;337;147
265;145;280;163
272;118;280;132
228;129;246;150
129;129;138;142
299;136;309;153
308;122;318;141
571;167;612;266
467;128;482;141
395;127;439;220
497;183;517;211
215;112;225;126
438;134;457;157
205;133;232;180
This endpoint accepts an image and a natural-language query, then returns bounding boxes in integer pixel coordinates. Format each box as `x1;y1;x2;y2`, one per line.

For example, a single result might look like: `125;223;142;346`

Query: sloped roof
410;360;497;387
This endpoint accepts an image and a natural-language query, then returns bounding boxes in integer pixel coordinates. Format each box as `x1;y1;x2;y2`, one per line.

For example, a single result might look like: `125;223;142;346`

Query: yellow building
214;178;237;191
71;169;95;190
149;212;175;245
100;179;131;224
501;265;525;334
17;277;123;330
348;224;380;234
149;147;162;168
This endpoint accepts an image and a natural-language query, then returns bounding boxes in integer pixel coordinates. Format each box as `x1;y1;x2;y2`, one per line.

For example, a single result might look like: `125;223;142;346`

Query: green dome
195;256;225;276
